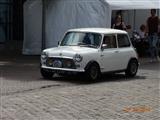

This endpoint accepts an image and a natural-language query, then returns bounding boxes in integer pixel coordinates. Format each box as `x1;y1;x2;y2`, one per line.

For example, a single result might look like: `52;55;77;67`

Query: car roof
68;28;127;34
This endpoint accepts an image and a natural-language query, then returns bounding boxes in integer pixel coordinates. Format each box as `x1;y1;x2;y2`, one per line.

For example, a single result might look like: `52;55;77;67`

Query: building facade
0;0;26;44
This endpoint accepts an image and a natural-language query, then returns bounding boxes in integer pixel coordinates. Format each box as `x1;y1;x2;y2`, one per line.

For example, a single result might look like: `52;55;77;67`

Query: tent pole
133;10;136;30
42;0;45;50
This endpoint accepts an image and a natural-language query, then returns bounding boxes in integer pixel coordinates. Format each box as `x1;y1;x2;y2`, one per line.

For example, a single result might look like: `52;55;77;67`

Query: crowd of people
112;9;160;62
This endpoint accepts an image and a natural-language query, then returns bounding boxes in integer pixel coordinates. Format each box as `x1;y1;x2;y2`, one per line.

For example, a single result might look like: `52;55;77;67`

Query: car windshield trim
60;32;102;48
78;43;98;48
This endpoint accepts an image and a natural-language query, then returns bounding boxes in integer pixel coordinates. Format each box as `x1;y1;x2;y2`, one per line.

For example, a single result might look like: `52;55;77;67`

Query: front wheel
85;63;100;81
41;68;54;79
125;60;138;77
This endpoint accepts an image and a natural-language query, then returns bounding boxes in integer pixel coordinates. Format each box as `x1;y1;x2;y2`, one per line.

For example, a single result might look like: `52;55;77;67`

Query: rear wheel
85;63;100;81
125;59;138;77
41;68;54;79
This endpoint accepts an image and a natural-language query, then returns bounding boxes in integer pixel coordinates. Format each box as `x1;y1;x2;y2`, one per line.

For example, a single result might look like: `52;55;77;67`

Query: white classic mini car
40;28;139;80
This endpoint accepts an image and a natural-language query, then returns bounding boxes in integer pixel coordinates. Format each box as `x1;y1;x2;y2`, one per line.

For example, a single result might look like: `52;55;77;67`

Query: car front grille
46;57;76;69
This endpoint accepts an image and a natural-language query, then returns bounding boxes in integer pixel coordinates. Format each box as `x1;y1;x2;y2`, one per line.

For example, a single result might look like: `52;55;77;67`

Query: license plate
53;60;62;68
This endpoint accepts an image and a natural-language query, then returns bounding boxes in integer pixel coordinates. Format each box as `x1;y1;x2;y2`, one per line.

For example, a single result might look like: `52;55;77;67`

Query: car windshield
60;32;102;48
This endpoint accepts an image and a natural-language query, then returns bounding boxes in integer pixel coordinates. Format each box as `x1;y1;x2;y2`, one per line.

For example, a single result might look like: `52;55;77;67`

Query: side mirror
58;41;60;45
101;44;107;50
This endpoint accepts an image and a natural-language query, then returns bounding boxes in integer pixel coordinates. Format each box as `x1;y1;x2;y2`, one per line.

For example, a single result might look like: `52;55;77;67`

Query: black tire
125;59;138;77
85;63;100;81
41;68;54;79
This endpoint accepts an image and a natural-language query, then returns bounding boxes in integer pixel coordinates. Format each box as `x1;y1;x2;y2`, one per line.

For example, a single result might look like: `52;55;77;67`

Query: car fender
126;57;139;69
85;60;101;72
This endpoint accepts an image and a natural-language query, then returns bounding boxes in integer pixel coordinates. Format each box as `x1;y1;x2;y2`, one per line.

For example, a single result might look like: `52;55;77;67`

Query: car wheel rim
90;66;98;80
130;62;137;74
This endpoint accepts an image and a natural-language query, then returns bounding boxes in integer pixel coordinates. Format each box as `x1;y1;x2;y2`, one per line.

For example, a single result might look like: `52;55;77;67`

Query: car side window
103;35;117;49
117;34;130;48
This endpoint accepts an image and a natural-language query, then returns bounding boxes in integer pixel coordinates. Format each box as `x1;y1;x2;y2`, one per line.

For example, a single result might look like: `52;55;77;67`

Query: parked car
40;28;139;80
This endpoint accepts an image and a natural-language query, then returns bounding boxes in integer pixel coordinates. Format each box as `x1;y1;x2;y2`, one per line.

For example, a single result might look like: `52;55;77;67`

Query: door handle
101;55;104;57
114;51;119;53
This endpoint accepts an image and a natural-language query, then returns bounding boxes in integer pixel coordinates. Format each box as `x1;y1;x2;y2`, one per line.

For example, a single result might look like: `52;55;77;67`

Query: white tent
23;0;160;55
105;0;159;10
23;0;42;54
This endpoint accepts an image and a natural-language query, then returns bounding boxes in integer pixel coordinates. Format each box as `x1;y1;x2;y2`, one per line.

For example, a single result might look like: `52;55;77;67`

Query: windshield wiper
78;43;97;48
62;43;97;48
61;44;77;46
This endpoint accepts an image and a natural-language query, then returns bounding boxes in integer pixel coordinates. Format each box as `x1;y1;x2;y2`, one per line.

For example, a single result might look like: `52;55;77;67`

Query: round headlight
41;52;48;60
74;54;83;62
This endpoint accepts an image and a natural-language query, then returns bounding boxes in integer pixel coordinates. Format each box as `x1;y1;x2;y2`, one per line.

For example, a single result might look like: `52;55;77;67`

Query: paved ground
0;55;160;120
0;55;94;96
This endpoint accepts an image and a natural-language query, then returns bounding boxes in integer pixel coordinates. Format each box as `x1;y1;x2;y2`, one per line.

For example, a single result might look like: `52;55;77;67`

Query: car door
116;34;132;70
100;34;119;72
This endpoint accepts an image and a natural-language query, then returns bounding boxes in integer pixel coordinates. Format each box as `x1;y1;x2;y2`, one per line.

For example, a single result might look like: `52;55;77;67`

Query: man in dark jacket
146;9;159;62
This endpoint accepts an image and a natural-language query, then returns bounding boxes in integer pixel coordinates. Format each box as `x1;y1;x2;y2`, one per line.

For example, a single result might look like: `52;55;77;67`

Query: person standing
146;9;159;62
112;15;126;30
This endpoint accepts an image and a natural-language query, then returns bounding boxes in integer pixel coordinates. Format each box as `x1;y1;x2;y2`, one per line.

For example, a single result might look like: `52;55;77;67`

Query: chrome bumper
41;66;85;72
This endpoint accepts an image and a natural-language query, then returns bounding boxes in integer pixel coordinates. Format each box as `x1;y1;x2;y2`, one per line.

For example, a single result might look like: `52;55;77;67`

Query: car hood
44;46;98;58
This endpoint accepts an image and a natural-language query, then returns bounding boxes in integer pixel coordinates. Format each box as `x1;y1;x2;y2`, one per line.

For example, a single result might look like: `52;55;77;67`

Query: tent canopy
105;0;160;10
23;0;160;55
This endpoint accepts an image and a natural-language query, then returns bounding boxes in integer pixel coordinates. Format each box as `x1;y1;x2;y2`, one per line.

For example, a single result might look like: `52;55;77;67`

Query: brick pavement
1;73;160;120
0;54;160;120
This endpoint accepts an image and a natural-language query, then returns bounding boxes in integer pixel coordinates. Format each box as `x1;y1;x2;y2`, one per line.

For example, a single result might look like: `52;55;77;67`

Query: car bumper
41;66;85;73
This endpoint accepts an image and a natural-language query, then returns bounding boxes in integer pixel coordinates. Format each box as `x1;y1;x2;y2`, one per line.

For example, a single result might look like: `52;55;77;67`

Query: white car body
41;28;139;79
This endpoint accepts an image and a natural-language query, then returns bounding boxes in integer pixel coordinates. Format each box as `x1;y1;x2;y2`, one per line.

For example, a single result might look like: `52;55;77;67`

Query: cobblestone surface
1;72;160;120
0;57;75;96
0;57;160;120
